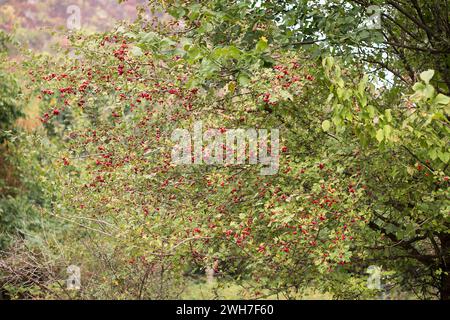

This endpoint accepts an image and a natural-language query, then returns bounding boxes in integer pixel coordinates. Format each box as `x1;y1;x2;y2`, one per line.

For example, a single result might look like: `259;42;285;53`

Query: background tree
151;0;450;299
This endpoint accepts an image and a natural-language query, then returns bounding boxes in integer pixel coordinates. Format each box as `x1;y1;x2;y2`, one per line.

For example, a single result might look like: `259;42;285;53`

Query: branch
386;0;435;37
368;221;436;265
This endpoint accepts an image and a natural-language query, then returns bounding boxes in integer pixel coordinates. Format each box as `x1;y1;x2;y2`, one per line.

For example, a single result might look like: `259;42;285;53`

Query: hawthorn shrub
15;16;375;298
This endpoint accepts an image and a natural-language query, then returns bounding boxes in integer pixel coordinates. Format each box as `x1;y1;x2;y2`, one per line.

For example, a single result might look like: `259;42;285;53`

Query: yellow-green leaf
322;120;331;132
420;69;435;84
376;128;384;142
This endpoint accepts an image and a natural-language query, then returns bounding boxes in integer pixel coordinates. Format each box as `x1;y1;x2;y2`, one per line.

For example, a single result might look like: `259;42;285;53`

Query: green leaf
186;46;203;63
383;124;392;140
141;31;160;44
420;69;435;84
212;46;241;60
358;74;368;95
424;84;435;99
322;120;331;132
322;56;334;71
237;73;251;86
438;151;449;163
385;109;392;123
168;6;186;19
413;82;425;92
376;128;384;142
255;37;268;52
199;58;219;77
187;4;201;20
429;148;438;160
434;94;450;105
130;46;143;57
367;105;376;118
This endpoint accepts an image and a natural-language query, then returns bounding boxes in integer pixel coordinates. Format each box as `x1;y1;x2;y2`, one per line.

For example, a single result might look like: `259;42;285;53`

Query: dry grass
15;96;42;131
181;278;333;300
0;145;21;195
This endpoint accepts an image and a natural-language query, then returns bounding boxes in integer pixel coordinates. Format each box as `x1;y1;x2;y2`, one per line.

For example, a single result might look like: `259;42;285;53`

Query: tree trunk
440;234;450;300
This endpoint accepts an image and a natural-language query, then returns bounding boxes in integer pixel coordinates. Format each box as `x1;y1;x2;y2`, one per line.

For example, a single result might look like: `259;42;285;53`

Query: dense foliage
0;0;448;300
